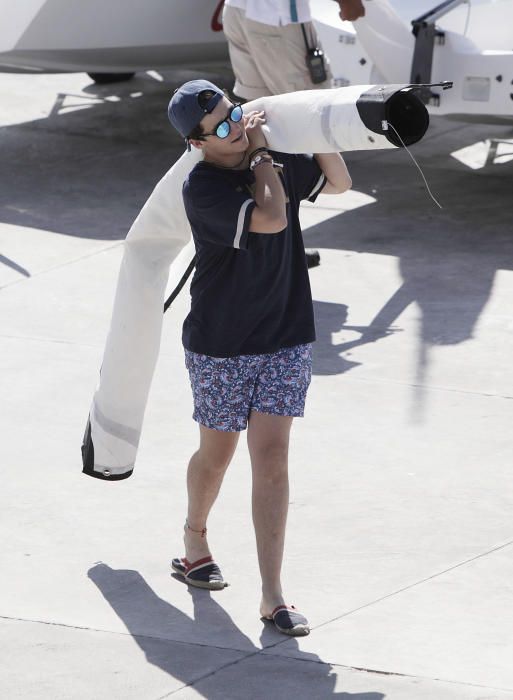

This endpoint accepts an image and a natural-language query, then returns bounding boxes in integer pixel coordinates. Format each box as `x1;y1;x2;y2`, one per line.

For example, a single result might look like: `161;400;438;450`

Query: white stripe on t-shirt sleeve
307;174;326;201
233;198;254;249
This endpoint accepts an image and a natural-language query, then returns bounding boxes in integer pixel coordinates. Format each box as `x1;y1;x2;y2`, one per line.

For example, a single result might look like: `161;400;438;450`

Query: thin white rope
387;121;444;209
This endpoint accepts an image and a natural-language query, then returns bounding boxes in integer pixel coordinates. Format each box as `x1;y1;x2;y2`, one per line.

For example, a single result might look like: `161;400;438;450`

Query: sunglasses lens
216;121;230;139
231;105;243;123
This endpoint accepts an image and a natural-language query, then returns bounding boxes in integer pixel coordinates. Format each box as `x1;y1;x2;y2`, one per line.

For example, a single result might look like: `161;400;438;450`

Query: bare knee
251;442;289;484
194;427;239;474
193;447;233;474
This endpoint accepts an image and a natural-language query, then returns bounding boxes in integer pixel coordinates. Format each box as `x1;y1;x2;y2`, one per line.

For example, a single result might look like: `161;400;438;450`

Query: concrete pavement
1;68;513;699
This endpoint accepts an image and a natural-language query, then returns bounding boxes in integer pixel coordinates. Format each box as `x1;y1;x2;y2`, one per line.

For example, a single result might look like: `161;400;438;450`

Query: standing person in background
223;0;365;99
222;0;365;267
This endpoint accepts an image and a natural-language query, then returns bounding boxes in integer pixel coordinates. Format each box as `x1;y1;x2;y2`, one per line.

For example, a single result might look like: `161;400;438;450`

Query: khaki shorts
223;5;333;99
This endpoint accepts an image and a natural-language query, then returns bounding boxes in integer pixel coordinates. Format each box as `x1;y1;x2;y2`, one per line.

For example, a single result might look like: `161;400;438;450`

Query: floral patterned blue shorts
184;343;313;432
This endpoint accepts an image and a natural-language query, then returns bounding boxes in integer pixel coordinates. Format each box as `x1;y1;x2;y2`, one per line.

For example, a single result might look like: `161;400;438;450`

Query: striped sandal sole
171;556;227;590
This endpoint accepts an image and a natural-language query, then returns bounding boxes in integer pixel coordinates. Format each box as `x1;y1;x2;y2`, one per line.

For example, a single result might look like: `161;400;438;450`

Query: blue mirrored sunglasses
203;104;243;139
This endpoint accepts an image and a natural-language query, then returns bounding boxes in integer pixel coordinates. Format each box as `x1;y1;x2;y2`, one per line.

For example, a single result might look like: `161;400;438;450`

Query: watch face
250;153;273;171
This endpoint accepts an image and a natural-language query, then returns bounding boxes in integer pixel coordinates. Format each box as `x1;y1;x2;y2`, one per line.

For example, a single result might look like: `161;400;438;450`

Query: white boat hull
1;0;511;118
0;0;227;73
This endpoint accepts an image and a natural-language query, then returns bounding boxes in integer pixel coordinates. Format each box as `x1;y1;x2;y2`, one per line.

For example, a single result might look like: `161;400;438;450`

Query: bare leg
247;410;293;617
184;424;240;562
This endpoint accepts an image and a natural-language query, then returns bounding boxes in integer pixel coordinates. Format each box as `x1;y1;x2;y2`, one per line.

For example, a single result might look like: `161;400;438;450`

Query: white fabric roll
253;86;395;153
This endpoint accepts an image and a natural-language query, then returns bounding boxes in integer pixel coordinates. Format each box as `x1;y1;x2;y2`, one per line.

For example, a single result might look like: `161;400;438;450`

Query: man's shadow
312;300;402;376
88;563;385;699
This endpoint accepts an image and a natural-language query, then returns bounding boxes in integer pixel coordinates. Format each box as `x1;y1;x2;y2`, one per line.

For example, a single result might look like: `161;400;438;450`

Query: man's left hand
338;0;365;22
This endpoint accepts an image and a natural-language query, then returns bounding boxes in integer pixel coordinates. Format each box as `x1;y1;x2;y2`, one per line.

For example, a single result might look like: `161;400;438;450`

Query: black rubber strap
248;146;270;161
163;255;196;313
301;23;311;50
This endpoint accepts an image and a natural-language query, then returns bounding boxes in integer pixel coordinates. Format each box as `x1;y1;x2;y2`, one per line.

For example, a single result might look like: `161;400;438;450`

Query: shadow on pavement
0;253;31;277
312;299;402;376
0;70;232;240
308;159;513;420
3;72;513;420
88;563;386;699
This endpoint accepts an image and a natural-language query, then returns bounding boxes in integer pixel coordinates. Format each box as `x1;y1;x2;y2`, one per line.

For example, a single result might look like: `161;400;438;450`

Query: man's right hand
244;110;267;151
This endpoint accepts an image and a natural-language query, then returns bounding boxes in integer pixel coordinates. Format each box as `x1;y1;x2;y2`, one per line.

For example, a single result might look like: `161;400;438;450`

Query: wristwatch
250;153;273;171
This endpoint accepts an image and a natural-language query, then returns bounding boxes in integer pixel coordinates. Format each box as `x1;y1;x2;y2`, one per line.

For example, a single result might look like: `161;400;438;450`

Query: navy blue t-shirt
182;151;326;357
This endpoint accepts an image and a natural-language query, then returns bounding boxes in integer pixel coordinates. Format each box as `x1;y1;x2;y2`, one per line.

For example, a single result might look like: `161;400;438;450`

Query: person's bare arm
251;162;287;233
245;111;287;234
314;152;352;195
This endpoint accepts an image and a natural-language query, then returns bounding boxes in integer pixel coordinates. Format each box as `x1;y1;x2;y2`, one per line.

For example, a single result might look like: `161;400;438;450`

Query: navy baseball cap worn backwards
168;79;224;146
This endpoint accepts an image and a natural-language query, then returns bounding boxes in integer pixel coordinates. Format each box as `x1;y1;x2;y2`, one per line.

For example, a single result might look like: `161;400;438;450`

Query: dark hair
187;89;217;141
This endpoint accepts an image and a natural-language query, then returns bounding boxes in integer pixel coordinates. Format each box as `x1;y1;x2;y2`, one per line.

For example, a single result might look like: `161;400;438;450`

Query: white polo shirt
224;0;312;25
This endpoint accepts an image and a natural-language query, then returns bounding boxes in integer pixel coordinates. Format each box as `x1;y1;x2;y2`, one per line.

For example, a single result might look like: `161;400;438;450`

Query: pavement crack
332;662;513;693
0;332;104;348
307;538;513;633
155;649;264;699
3;603;513;697
156;649;513;697
0;614;246;656
341;373;513;401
